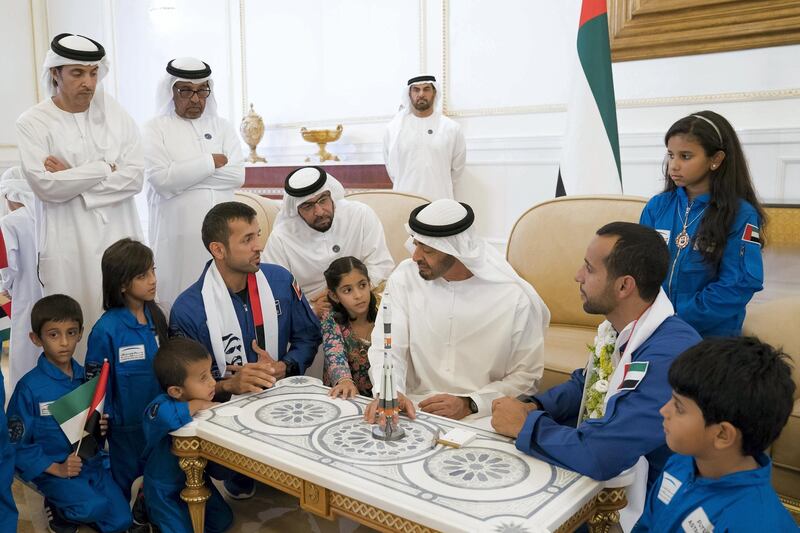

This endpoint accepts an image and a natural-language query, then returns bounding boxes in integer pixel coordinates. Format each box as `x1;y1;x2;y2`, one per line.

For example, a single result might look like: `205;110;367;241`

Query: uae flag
50;360;109;460
556;0;622;197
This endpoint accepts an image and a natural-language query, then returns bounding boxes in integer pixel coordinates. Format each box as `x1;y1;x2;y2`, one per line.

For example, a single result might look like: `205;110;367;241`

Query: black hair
30;294;83;337
324;256;378;326
153;338;212;391
201;201;257;252
669;337;795;457
595;222;669;301
663;111;767;268
101;238;169;346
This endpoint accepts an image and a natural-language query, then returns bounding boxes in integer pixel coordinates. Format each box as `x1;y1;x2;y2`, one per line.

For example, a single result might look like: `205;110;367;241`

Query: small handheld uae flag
50;360;109;459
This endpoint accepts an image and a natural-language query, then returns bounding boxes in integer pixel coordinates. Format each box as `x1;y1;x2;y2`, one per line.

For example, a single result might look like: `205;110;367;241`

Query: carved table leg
172;436;211;533
588;487;627;533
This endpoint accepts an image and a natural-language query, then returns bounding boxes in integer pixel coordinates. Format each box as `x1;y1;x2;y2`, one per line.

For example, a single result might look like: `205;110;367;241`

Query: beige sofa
345;191;429;264
234;190;281;249
742;297;800;520
506;195;648;392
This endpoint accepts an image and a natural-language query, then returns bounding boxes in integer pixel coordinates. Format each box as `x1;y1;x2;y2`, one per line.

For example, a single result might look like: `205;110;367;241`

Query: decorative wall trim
238;0;248;116
418;0;426;73
777;156;800;200
609;0;800;62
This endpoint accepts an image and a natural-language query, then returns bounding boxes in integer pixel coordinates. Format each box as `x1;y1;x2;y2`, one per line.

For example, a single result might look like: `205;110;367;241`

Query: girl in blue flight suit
640;111;765;337
85;239;168;506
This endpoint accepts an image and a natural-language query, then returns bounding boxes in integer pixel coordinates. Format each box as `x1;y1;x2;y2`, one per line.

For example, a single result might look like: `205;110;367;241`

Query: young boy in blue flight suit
6;294;131;533
143;337;233;533
633;337;798;532
0;364;18;532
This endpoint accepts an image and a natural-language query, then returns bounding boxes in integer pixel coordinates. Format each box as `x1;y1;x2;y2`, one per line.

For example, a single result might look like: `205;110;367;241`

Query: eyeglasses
175;87;211;99
298;194;332;214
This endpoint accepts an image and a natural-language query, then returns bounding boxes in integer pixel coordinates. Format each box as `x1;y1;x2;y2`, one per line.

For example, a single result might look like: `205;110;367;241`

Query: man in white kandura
264;166;394;317
16;33;144;357
383;75;466;201
0;167;43;391
364;199;550;421
144;57;245;311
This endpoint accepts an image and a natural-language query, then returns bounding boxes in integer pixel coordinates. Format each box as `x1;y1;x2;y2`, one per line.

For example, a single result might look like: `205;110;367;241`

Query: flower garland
581;321;617;422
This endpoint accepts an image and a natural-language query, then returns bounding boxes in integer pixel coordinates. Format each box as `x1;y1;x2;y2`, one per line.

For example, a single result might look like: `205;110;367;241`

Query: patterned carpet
14;478;378;532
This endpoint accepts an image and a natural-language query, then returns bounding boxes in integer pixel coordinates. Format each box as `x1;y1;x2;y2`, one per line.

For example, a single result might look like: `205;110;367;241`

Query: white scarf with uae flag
201;262;278;377
578;288;674;531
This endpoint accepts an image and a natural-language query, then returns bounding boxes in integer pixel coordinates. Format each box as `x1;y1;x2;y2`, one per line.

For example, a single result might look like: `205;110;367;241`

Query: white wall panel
0;0;38;150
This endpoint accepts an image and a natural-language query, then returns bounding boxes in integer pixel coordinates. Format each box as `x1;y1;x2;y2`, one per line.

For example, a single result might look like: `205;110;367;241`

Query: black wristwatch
468;397;479;414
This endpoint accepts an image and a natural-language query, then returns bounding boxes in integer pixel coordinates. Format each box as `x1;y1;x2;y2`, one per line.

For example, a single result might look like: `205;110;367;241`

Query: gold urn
301;124;343;162
240;103;267;163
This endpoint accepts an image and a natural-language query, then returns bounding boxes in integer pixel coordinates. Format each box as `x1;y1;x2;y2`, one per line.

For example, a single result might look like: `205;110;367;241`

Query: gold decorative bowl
301;124;343;162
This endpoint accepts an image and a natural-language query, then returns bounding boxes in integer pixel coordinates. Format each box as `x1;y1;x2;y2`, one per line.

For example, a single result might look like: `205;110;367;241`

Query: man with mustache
264;166;394;317
383;75;466;200
144;57;245;313
363;199;549;422
15;33;144;358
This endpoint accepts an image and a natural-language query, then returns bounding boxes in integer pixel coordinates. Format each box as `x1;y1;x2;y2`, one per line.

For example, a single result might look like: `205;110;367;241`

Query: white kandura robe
0;206;43;391
383;113;466;201
144;113;245;312
16;97;144;362
263;200;395;298
368;259;545;416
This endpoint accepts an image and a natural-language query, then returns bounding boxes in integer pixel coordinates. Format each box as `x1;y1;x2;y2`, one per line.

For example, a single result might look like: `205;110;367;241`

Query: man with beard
16;34;144;358
264;166;394;317
144;57;244;312
169;201;321;498
491;222;701;531
383;75;466;200
363;199;549;422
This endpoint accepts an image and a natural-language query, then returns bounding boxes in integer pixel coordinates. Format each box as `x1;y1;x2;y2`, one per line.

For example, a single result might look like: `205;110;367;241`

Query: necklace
675;201;707;249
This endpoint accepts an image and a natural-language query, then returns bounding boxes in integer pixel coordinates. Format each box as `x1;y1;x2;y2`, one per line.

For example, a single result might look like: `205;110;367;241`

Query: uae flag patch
618;361;649;391
741;223;761;246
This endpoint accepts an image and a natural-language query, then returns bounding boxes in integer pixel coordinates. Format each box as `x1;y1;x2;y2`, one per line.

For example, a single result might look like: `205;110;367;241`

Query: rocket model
372;291;405;441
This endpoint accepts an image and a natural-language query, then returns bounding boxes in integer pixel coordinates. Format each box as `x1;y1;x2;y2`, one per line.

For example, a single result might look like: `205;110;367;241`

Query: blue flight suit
640;188;764;337
85;306;163;500
6;355;131;532
633;453;798;532
0;365;18;533
142;394;232;533
517;317;701;488
169;261;321;378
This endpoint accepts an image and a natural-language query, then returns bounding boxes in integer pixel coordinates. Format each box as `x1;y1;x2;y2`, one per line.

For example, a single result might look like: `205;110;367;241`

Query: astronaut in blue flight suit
640;187;763;338
6;294;131;532
491;223;702;529
169;201;321;498
143;338;232;533
85;305;163;500
0;365;18;532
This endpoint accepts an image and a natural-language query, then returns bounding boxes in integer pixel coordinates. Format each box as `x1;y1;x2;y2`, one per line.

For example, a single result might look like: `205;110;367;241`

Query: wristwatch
283;359;299;377
468;397;479;414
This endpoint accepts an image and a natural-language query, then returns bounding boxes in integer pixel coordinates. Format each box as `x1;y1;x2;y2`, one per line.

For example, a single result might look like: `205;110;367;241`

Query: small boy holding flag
6;294;131;533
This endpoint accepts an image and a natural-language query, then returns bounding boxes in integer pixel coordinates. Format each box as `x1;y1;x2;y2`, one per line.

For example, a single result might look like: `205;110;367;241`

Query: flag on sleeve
49;360;109;460
618;361;649;391
556;0;622;197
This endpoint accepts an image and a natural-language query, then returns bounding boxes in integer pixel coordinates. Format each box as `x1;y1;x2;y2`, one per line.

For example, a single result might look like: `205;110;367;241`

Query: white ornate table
171;377;627;533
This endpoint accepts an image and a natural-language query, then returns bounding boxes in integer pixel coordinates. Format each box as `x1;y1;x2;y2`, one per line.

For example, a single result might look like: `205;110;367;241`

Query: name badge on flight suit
39;402;53;416
682;506;713;532
119;344;146;363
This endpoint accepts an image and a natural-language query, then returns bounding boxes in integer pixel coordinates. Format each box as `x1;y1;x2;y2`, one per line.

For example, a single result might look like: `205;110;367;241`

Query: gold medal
675;230;690;249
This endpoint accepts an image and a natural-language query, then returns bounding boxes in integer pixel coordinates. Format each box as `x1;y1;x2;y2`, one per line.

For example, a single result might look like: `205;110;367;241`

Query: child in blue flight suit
6;294;131;533
633;337;798;532
86;239;168;510
1;364;18;532
143;338;233;533
640;111;765;337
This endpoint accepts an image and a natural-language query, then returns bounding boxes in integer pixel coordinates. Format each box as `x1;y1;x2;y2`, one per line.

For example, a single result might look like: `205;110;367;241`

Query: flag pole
73;358;107;457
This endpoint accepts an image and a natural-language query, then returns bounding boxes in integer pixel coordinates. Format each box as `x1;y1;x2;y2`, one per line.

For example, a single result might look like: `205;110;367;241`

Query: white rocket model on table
372;291;405;441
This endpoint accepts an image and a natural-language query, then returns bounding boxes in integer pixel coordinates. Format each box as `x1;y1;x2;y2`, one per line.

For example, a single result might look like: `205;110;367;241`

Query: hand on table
419;394;471;420
490;396;537;438
221;355;277;395
251;340;287;380
363;392;416;428
329;378;358;399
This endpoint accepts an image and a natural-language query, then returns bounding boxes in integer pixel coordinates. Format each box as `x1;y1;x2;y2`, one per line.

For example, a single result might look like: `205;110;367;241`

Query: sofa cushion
539;325;596;394
772;398;800;500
